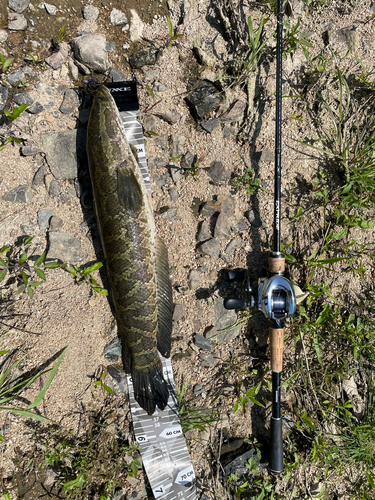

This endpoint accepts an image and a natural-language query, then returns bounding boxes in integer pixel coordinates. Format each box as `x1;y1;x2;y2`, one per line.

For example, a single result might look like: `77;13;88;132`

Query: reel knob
224;297;252;310
224;270;246;283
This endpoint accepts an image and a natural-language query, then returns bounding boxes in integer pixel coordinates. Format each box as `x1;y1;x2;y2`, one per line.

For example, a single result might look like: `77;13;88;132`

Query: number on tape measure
136;434;148;443
176;466;195;485
159;427;182;439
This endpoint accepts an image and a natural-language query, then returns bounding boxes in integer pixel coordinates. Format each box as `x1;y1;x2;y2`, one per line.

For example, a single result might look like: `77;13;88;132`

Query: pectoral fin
117;164;143;212
154;235;173;358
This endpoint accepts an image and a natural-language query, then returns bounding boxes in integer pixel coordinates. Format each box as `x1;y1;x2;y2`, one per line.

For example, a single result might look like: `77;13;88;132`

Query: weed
157;16;184;50
0;136;21;151
233;379;265;415
3;103;29;121
282;18;313;59
42;403;141;499
231;166;265;195
0;53;13;73
0;236;107;298
0;347;67;440
17;79;29;88
176;381;223;433
57;24;66;44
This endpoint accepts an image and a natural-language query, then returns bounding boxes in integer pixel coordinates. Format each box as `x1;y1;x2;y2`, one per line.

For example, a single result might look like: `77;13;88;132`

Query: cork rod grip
268;257;285;274
270;328;285;372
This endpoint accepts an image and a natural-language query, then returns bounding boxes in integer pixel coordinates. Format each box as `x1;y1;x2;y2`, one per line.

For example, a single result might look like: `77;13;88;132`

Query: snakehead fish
87;85;173;414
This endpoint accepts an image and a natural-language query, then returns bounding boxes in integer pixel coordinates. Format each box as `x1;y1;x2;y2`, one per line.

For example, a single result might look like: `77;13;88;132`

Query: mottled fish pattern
87;85;173;414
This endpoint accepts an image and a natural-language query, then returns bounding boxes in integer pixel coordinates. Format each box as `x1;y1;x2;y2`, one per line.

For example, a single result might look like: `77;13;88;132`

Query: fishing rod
224;0;296;474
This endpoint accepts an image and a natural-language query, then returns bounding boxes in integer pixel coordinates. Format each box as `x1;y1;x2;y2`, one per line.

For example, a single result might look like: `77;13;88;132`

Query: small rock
176;285;189;295
214;212;232;239
154;134;168;150
44;173;53;192
181;151;195;169
200;238;220;258
220;100;246;123
224;449;264;479
154;82;167;92
48;231;86;262
169;161;183;182
142;114;157;131
60;88;79;114
71;33;110;73
186;81;224;120
197;220;211;242
82;4;99;20
200;352;217;367
9;0;29;13
74;60;90;75
129;47;160;69
45;41;69;69
342;376;365;418
194;334;212;351
310;482;324;497
285;0;305;16
233;219;249;233
173;350;193;361
205;326;217;339
13;92;33;106
207;161;231;185
151;172;169;189
21;142;40;156
7;70;25;86
38;209;55;230
143;68;160;83
259;150;274;162
106;41;116;53
326;27;358;51
225;237;241;255
188;269;200;291
223;126;238;139
109;67;126;82
32;166;45;186
110;8;127;26
20;224;35;235
129;9;144;42
193;384;203;395
170;134;186;158
172;304;186;322
0;86;9;111
43;468;57;487
163;109;182;124
27;102;44;114
201;118;220;133
2;184;32;203
246;208;262;228
48;180;61;197
169;187;179;201
104;337;122;361
67;59;79;80
160;207;178;221
49;215;63;231
43;2;58;15
8;12;27;30
0;30;8;43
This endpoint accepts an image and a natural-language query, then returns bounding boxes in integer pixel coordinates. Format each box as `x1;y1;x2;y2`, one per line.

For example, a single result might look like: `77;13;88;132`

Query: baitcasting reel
224;257;296;321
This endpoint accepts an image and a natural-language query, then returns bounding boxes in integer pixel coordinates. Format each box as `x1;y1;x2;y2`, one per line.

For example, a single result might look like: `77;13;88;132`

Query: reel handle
223;297;250;310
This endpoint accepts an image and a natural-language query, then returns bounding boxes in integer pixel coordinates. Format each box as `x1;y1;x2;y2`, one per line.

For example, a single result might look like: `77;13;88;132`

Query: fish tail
132;364;169;415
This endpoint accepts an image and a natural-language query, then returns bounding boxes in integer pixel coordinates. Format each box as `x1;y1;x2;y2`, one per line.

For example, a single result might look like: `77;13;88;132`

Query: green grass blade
27;347;67;410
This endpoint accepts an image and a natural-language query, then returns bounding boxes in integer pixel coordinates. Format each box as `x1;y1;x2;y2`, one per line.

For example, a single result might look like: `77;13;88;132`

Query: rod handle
269;417;283;474
269;327;284;372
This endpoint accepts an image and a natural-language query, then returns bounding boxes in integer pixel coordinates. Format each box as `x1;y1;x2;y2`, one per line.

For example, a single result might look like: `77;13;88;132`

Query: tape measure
105;81;197;500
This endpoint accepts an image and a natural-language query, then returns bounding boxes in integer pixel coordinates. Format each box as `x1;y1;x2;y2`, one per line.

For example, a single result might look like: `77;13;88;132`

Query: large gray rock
38;209;55;230
7;70;25;86
71;33;110;73
47;232;86;262
200;238;220;258
40;129;86;179
214;212;231;239
59;88;79;114
9;0;29;13
207;161;231;185
2;184;32;203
